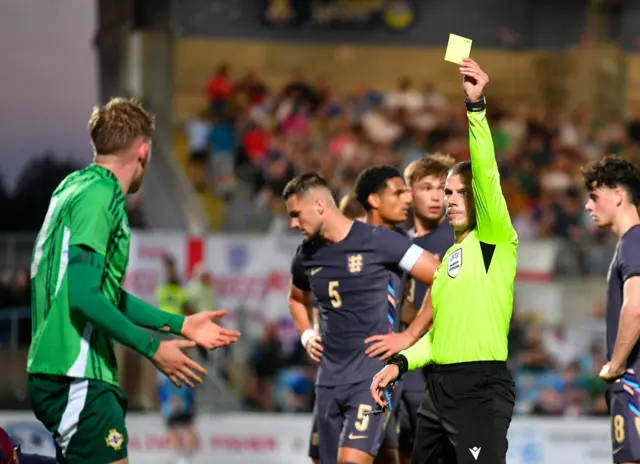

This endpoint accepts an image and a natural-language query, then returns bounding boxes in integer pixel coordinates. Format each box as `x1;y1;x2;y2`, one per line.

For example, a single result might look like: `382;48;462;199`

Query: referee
370;58;517;464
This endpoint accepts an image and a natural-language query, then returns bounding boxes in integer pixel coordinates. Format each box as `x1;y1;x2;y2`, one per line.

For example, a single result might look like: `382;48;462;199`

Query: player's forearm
611;304;640;368
68;245;160;359
468;109;515;243
404;291;433;342
289;298;313;334
400;331;432;371
119;291;185;335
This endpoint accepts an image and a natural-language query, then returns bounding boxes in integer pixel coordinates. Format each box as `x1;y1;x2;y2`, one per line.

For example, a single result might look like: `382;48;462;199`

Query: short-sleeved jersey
606;225;640;366
402;219;454;392
407;110;518;367
27;164;130;385
291;221;420;386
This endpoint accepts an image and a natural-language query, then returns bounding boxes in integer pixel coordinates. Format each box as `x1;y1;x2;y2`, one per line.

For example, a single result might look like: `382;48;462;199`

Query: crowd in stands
185;61;640;246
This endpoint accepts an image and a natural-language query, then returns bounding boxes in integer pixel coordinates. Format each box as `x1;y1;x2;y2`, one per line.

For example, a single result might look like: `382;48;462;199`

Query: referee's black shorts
412;361;515;464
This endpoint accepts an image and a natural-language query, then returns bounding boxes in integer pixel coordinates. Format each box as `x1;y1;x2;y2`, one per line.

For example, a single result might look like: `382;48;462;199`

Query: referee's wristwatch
386;354;409;379
465;95;486;112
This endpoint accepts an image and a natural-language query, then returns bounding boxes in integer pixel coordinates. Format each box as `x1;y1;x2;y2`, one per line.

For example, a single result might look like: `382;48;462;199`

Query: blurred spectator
185;262;217;361
156;256;192;318
157;370;197;464
185;111;213;191
520;325;554;372
186;262;216;314
209;114;237;195
244;322;284;412
206;62;233;118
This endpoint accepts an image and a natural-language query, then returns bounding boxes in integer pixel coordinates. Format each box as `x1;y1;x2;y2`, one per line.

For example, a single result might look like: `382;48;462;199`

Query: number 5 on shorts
355;404;372;431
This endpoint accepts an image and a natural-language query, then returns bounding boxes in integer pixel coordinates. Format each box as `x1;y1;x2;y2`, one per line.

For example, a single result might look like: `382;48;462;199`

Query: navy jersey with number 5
291;221;421;386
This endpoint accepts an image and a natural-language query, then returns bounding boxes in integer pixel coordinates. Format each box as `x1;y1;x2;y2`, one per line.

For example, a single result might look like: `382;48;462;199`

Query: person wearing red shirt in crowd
206;62;233;117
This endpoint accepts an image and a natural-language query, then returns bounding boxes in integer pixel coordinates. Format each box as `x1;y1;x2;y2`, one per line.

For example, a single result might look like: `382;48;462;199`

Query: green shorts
28;374;128;464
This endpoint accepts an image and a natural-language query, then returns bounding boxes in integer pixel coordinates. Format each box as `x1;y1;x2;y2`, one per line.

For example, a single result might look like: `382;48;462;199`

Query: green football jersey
403;109;518;368
27;164;131;386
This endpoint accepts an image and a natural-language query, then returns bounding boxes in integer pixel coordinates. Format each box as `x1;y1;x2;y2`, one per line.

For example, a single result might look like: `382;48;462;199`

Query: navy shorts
607;370;640;463
308;380;397;462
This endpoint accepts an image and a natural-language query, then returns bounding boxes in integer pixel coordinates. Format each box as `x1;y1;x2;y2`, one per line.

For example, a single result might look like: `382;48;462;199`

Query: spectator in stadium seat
520;325;554;372
185;110;212;191
234;68;268;106
206;62;233;118
245;322;284;412
530;387;565;415
209;114;237;196
186;262;217;360
385;76;423;114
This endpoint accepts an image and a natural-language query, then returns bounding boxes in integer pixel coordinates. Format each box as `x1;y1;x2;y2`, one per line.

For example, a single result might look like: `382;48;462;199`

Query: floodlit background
0;0;637;462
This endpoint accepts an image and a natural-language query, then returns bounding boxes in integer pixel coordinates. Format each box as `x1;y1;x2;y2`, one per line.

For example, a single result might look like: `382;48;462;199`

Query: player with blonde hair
27;98;240;464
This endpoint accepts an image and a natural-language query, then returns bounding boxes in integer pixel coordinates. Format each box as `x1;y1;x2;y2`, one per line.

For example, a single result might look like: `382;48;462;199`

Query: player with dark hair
582;155;640;464
364;154;455;464
353;165;411;226
284;173;439;464
309;165;413;464
371;59;517;464
26;98;240;464
308;192;367;464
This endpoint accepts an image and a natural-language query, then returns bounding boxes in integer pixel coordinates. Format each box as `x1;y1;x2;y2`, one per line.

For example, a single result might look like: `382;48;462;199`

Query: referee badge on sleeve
447;249;462;278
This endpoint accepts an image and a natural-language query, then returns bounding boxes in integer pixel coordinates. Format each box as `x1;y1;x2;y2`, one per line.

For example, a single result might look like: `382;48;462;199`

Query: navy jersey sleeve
290;249;310;291
621;232;640;282
371;226;422;273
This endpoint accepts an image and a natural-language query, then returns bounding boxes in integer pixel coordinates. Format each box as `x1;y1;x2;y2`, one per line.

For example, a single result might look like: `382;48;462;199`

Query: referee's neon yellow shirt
402;109;518;368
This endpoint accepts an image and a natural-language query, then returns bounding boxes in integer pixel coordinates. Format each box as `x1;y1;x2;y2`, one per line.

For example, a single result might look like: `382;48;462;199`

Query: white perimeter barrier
0;412;612;463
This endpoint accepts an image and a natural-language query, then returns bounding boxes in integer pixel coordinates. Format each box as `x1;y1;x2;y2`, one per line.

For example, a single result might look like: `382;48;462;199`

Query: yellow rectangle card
444;34;472;64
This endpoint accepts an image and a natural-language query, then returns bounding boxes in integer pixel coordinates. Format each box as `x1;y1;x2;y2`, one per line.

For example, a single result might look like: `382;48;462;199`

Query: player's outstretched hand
460;57;489;103
305;332;323;363
365;332;413;360
181;310;241;350
370;364;400;408
152;339;208;388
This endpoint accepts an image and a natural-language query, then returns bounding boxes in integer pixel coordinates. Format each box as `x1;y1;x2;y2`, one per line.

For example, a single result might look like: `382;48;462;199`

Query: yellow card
444;34;472;64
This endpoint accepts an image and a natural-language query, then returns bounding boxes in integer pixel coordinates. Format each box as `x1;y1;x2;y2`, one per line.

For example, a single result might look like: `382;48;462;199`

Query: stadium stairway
172;132;227;231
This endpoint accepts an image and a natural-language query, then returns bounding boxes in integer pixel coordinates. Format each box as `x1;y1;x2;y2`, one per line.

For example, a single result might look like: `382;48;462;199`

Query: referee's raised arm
462;58;517;245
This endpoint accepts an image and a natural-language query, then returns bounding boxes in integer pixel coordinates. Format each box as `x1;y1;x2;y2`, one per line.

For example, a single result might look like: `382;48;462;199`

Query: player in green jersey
26;98;240;464
370;59;517;464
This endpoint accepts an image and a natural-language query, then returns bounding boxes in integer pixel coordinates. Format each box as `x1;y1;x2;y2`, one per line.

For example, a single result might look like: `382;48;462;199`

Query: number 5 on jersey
329;281;342;308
